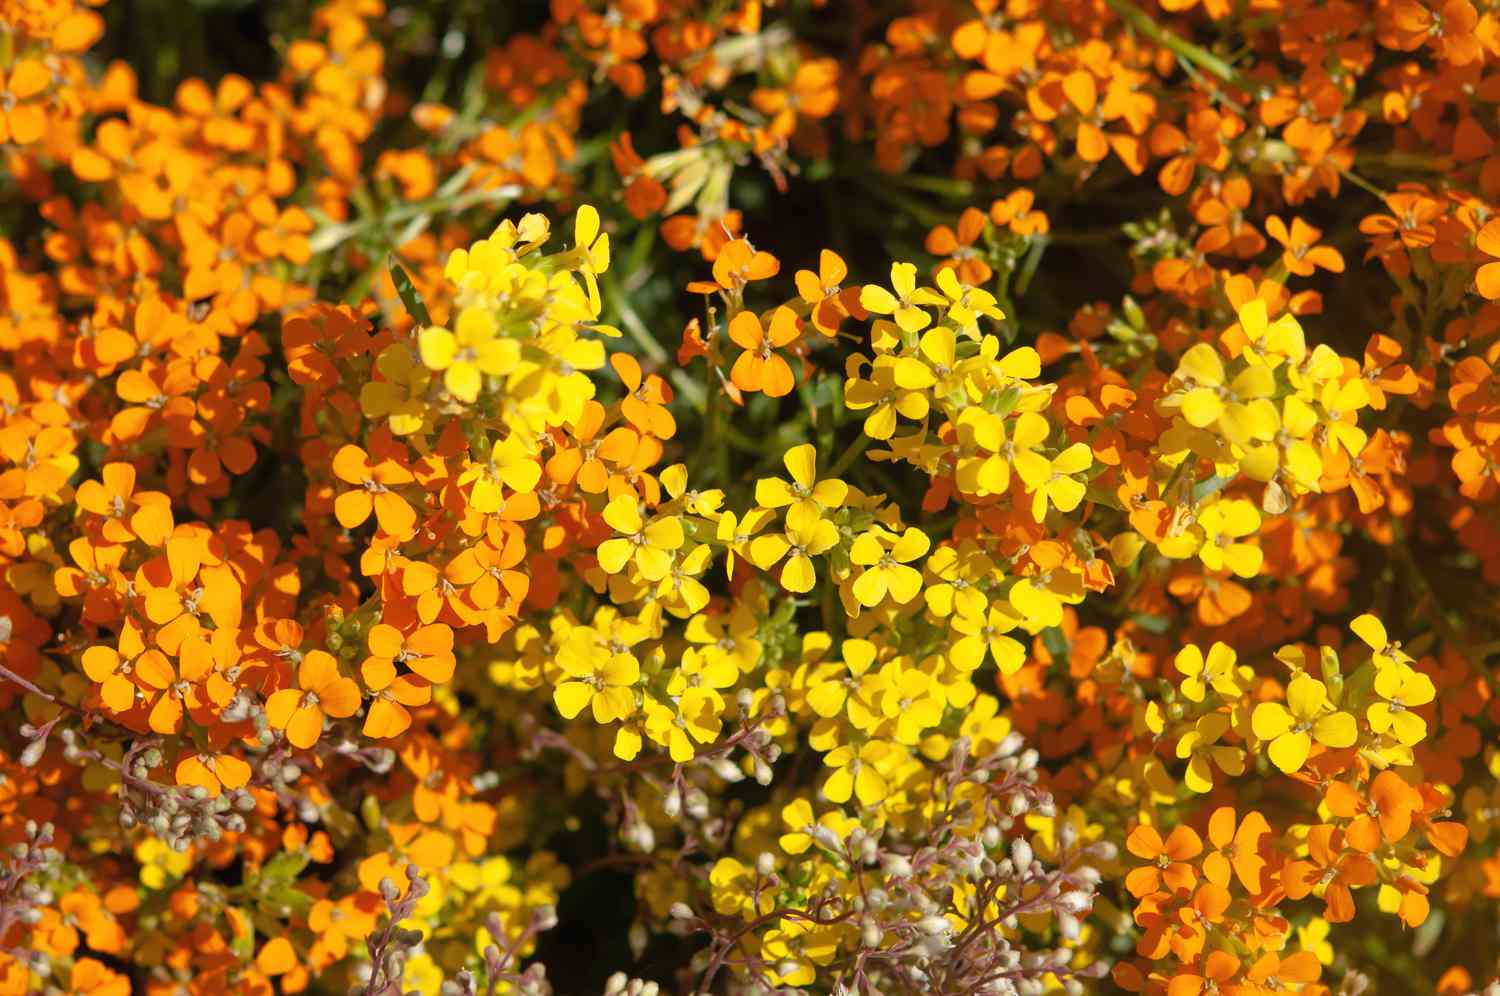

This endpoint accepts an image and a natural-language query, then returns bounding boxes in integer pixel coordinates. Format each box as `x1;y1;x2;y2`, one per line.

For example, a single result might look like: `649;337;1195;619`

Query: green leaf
1130;612;1172;635
388;256;432;327
1041;626;1069;660
1191;474;1234;503
259;849;311;891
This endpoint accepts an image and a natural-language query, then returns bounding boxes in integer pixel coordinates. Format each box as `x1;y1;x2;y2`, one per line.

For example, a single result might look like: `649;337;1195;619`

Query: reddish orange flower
1126;823;1202;897
265;650;362;749
728;306;799;398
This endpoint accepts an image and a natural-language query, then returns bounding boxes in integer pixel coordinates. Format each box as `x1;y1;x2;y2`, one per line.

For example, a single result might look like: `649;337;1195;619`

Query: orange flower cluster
4;0;1500;993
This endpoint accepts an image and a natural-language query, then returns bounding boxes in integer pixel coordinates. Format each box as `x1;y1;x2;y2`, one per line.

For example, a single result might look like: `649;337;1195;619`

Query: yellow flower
804;638;880;725
359;342;431;435
1176;712;1246;792
849;526;930;606
859;261;944;333
135;838;192;889
1350;613;1414;669
876;664;947;744
1237;298;1306;368
754;443;848;530
1170;342;1279;448
1014;440;1092;522
572;203;611;312
709;858;774;916
645;689;722;761
716;505;777;579
657;544;714;616
922;543;995;618
778;799;818;854
1367;663;1434;747
951;604;1025;674
1313;375;1369;457
823;740;892;805
749;515;840;593
1195;498;1263;578
417;305;520;403
955;409;1051;497
553;628;639;723
1296;917;1335;966
843;354;930;440
597;494;685;582
402;953;445;994
1251;674;1357;773
461;433;542;513
1175;642;1244;702
933;267;1004;327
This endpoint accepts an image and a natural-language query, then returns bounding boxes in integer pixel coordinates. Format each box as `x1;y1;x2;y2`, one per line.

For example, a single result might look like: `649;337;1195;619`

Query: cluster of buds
357;865;434;996
358;863;560;996
57;731;251;850
682;732;1112;994
0;822;59;974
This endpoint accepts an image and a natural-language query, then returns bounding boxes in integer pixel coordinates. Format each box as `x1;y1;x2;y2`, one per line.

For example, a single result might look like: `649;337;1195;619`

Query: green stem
881;173;978;200
604;270;706;412
827;433;873;478
1338;165;1388;200
1105;0;1255;96
1014;236;1049;298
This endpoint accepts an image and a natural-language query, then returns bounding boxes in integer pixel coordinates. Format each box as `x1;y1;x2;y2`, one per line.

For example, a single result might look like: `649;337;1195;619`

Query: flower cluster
4;0;1500;994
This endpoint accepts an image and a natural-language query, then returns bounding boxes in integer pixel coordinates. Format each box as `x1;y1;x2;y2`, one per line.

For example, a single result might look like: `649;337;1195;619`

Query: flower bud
1011;837;1033;871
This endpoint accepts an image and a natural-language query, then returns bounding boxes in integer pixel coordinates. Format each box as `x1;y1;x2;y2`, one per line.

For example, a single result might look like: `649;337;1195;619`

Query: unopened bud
881;854;911;878
918;914;951;936
18;737;46;768
709;758;743;782
753;758;773;785
1058;890;1092;915
1011;838;1033;871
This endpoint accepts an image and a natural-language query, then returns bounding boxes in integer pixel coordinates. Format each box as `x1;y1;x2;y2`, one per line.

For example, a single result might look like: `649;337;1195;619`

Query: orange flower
363;622;456;684
1282;824;1377;921
612;353;676;439
926;208;993;286
139;535;243;654
1326;771;1419;852
1202;807;1271;893
361;656;432;739
82;622;166;715
795;249;858;337
0;60;51;145
54;538;128;623
1240;950;1321;992
1125;823;1202;897
176;752;252;797
1475;218;1500;298
1266;215;1345;276
1166;950;1239;996
709;238;780;291
265;650;362;749
728;306;799;398
70;958;130;996
74;463;174;546
333;443;418;537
